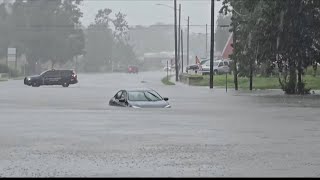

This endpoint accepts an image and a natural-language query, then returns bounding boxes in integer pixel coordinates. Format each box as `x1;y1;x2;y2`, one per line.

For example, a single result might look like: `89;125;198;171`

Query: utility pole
206;24;208;58
15;48;17;71
233;31;238;90
181;29;184;74
177;4;181;74
228;10;239;91
167;60;169;81
248;32;253;91
187;16;190;69
174;0;178;81
6;48;8;75
209;0;214;89
75;56;78;72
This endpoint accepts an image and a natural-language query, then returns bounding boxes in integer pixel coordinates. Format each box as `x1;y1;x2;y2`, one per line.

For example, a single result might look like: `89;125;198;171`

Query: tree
84;24;113;72
215;14;232;53
112;11;129;41
128;24;175;55
83;9;137;72
7;0;85;74
0;3;10;60
83;8;114;72
50;0;85;68
94;8;113;27
221;0;320;94
112;11;137;66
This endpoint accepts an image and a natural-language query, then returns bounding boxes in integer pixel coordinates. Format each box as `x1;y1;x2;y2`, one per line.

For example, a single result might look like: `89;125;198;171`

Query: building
143;51;192;70
221;33;233;60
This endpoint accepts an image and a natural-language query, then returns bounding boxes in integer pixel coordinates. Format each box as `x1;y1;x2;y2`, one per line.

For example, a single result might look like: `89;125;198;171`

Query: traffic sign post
7;48;17;78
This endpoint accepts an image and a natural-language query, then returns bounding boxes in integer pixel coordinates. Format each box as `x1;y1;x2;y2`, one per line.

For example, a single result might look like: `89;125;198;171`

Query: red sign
222;33;233;59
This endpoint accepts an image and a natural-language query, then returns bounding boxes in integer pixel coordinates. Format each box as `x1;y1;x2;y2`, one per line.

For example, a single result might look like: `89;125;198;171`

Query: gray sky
80;0;223;33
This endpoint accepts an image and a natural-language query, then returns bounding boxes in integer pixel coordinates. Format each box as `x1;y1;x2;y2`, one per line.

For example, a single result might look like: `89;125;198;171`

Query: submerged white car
109;88;171;108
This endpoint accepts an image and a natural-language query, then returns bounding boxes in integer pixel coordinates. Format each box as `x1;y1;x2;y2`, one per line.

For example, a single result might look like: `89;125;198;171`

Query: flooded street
1;71;320;177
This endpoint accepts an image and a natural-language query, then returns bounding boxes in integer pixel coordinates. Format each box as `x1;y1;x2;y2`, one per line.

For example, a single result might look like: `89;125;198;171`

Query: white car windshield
128;91;163;101
204;61;219;66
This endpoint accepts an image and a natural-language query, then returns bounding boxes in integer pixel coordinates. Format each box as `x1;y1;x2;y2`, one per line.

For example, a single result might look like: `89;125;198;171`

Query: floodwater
0;71;320;177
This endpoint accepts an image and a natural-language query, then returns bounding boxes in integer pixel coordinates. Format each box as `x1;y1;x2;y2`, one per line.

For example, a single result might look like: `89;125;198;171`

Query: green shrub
0;64;23;78
0;64;9;73
161;75;175;85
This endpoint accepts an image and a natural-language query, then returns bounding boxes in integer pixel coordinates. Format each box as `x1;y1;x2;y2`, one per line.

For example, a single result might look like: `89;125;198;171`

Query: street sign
7;54;16;62
8;48;16;55
7;48;16;62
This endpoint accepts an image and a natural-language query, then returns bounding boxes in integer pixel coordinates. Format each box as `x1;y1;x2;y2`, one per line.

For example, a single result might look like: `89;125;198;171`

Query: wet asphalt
0;71;320;177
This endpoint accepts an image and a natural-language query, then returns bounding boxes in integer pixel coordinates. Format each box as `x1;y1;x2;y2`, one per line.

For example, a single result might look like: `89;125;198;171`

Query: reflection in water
233;89;320;108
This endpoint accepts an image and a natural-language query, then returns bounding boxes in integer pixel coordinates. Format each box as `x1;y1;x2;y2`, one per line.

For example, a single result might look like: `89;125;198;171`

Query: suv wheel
214;70;218;75
62;82;69;87
32;82;40;87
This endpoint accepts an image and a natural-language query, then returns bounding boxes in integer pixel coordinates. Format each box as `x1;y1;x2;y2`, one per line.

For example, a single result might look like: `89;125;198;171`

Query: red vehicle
127;65;139;74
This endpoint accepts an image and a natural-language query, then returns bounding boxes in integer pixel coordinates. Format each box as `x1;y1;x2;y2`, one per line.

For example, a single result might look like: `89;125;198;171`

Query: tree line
0;0;85;74
82;8;137;72
0;0;137;74
221;0;320;94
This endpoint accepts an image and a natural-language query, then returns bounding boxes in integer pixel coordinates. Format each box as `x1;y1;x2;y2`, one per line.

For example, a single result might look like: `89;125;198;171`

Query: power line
80;0;211;1
11;24;216;29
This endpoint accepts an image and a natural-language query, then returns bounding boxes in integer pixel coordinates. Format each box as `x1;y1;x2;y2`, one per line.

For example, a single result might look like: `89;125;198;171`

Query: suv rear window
41;70;59;77
60;70;73;76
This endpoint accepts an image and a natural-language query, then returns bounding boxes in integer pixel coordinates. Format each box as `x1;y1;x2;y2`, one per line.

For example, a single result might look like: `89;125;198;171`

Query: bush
0;64;22;78
161;75;175;85
9;68;22;78
0;64;9;73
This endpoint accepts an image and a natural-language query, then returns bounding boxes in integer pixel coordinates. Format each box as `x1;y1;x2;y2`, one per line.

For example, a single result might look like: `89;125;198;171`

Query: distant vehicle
113;65;127;72
163;66;172;71
109;88;171;108
24;69;78;87
200;60;231;75
185;59;209;72
127;65;139;73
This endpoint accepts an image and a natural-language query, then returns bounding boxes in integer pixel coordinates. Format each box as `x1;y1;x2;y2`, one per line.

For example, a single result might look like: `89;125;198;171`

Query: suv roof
40;69;76;75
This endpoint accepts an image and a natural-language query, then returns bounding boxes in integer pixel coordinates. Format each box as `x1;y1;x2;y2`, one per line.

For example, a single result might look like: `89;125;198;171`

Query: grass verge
11;76;25;80
161;75;175;85
187;74;320;90
0;78;8;82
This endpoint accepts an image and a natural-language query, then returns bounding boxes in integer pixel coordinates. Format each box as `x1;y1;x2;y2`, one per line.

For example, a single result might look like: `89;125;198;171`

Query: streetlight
206;24;208;58
155;3;190;75
174;1;178;81
209;0;222;89
210;0;215;89
187;16;190;71
155;2;182;81
178;4;181;75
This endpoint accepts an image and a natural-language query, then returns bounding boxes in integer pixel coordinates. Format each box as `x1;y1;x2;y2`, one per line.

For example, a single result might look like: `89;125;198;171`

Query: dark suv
24;69;78;87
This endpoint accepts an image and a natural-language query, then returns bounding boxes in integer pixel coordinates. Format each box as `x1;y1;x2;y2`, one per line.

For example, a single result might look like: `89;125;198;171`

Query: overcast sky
80;0;223;33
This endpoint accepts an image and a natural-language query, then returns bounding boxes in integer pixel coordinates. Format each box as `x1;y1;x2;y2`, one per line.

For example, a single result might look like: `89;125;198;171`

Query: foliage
0;64;22;78
0;64;8;73
0;0;85;74
215;14;232;53
161;75;175;85
83;9;137;72
220;0;320;94
0;3;10;59
187;74;320;90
